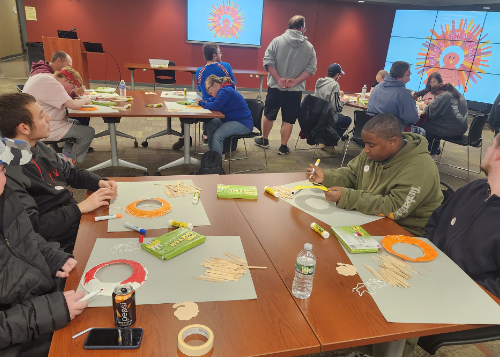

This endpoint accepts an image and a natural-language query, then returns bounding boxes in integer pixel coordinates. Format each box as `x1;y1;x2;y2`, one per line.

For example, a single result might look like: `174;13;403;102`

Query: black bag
198;151;225;175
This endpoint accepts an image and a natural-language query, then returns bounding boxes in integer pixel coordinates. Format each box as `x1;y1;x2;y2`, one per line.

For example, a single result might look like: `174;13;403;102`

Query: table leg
258;76;264;101
191;73;196;92
157;121;200;171
87;123;147;172
130;69;135;90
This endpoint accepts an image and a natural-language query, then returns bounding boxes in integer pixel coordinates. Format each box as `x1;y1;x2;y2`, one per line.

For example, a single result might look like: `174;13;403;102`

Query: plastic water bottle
119;80;126;97
361;84;367;100
292;243;316;299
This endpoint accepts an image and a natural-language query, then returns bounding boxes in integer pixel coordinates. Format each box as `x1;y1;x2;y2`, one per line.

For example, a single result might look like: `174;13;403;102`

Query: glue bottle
361;84;367;101
292;243;316;299
119;80;126;97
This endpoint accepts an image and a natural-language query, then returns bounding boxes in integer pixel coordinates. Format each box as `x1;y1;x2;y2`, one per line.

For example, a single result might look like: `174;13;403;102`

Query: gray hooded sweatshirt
314;77;344;120
263;29;317;91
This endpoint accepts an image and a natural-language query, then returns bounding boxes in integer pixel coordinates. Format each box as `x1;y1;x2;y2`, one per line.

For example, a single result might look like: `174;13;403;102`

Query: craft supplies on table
196;252;267;282
264;186;279;198
310;222;330;239
274;180;382;227
342;236;500;324
77;237;257;306
108;181;210;232
161;91;198;98
331;225;382;253
217;184;258;199
141;228;206;260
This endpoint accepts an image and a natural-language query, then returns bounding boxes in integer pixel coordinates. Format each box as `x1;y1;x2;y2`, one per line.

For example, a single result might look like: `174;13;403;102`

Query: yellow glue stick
169;220;193;230
264;186;280;198
310;222;330;239
183;89;187;97
124;104;131;109
192;191;200;204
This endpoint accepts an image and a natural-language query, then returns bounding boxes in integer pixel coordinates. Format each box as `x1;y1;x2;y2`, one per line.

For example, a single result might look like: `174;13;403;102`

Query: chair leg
154;82;156;91
467;145;470;181
341;139;351;168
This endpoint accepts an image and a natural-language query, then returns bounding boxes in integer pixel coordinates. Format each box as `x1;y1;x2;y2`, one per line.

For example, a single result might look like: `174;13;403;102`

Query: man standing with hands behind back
255;15;317;155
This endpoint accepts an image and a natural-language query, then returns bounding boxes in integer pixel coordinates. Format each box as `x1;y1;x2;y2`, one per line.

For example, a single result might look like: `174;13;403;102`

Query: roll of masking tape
178;324;214;356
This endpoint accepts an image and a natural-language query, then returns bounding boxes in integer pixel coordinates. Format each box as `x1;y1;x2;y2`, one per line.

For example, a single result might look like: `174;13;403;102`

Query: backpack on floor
198;151;225;175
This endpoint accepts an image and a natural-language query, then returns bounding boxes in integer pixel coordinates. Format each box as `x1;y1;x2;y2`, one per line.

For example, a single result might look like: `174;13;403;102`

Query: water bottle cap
304;243;312;250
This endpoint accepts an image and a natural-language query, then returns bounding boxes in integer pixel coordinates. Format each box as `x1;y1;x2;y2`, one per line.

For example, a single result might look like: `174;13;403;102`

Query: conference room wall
23;0;395;92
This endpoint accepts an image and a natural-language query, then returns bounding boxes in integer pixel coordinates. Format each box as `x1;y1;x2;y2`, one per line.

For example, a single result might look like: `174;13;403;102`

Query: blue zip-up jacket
367;75;419;131
424;179;500;298
198;85;253;130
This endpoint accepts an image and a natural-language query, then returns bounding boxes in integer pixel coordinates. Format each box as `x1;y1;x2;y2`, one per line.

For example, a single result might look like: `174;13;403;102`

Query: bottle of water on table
119;80;126;97
292;243;316;299
360;84;367;101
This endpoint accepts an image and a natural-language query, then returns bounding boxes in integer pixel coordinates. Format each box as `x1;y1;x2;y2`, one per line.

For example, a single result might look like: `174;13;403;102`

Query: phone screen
84;328;143;349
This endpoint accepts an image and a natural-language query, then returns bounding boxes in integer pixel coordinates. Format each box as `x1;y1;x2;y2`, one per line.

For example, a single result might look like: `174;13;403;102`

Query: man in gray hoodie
314;63;352;140
255;15;317;155
367;61;420;133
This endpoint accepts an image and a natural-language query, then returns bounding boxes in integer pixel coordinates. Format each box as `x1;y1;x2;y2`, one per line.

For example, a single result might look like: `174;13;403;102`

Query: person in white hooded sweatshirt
254;15;317;155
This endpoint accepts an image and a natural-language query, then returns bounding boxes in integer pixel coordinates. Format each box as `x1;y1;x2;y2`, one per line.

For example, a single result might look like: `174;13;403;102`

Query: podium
42;36;90;87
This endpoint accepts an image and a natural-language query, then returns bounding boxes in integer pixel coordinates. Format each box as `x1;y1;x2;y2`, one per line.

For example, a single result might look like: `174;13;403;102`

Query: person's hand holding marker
306;163;324;183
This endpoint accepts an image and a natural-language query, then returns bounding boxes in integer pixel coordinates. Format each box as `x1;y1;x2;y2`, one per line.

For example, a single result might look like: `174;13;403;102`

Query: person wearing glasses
172;42;238;152
367;61;421;134
22;66;95;163
195;75;252;156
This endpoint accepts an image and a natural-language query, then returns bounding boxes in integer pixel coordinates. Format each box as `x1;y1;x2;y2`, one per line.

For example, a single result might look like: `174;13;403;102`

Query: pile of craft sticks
194;253;266;282
272;186;293;199
155;181;202;198
363;254;418;288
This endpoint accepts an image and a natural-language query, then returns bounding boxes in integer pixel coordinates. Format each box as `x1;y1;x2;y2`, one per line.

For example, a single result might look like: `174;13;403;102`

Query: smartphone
83;328;143;350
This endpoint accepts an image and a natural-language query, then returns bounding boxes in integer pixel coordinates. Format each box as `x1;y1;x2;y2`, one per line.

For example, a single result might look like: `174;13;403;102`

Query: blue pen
125;222;146;234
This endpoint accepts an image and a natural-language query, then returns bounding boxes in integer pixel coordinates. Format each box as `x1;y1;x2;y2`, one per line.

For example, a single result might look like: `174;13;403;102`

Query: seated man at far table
306;113;443;236
0;93;118;252
367;61;422;135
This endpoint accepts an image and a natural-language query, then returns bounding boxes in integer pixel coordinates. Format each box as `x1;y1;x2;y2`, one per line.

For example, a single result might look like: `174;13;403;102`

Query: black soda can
112;284;136;327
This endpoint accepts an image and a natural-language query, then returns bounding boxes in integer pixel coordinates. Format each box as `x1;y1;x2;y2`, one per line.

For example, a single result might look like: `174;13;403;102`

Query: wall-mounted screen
187;0;264;47
386;10;499;104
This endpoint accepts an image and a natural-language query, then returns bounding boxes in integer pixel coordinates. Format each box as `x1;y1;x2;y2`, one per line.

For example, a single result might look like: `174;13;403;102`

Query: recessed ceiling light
483;6;490;9
359;1;365;2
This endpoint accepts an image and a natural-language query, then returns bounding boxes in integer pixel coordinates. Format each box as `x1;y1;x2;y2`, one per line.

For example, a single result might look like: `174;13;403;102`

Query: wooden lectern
42;36;90;87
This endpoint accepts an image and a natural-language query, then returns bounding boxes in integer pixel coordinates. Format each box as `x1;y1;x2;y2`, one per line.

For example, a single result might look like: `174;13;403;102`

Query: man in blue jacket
367;61;420;133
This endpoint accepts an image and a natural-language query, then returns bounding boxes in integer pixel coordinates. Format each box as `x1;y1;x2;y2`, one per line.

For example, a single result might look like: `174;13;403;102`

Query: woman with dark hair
419;83;468;155
195;75;253;156
413;72;443;102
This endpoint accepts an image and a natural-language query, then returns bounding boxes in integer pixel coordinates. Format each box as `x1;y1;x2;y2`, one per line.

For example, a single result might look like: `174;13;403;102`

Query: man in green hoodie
307;113;442;236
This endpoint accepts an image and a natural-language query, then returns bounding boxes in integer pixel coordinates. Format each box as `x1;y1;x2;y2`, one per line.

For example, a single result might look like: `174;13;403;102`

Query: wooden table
343;94;425;116
220;172;499;353
49;175;320;357
124;63;268;101
141;91;224;172
69;91;223;173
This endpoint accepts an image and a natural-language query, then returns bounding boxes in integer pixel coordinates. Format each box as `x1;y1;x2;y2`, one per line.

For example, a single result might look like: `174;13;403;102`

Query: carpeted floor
1;57;498;357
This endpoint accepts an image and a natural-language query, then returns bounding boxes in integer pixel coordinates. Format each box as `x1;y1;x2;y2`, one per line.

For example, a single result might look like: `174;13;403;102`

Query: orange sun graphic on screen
208;1;245;39
416;19;492;92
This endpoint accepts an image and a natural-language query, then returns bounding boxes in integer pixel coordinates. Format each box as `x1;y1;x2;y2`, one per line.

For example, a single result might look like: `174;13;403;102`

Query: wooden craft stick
242;266;267;269
194;276;226;282
224;253;247;264
363;263;383;280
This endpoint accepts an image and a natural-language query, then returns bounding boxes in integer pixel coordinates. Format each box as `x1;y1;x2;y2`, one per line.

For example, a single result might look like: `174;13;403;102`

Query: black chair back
16;84;24;92
245;99;264;133
467;114;488;147
351;110;375;148
154;61;176;84
440;180;455;204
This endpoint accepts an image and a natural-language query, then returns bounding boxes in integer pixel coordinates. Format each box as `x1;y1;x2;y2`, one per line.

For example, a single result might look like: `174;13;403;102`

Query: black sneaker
278;144;290;155
172;137;192;150
87;146;94;153
254;137;270;148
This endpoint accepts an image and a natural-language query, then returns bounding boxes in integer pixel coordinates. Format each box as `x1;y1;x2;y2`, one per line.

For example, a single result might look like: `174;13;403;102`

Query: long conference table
124;63;269;101
69;90;223;172
49;173;500;356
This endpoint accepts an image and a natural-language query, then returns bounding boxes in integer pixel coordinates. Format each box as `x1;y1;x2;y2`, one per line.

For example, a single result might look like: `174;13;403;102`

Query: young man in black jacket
424;133;500;298
0;138;87;356
0;93;117;250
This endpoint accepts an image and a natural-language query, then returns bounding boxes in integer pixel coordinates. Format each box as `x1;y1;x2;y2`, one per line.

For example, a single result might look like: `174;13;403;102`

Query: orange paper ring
125;198;172;218
76;107;99;111
382;235;437;262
